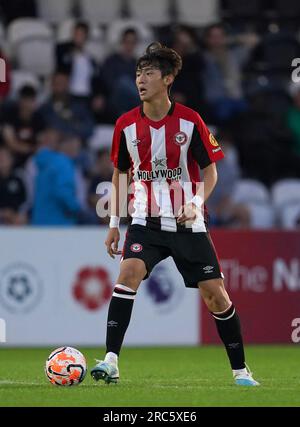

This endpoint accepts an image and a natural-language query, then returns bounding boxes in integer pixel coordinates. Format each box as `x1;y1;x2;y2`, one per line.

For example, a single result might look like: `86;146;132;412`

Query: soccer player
91;43;259;386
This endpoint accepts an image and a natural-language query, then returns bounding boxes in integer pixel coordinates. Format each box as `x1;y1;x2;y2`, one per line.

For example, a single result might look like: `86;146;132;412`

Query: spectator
202;23;247;123
0;146;27;225
39;71;94;141
60;135;88;216
56;21;112;123
23;127;61;215
56;21;97;101
2;85;45;168
171;26;206;115
286;82;300;156
206;131;250;228
31;130;81;226
101;28;140;116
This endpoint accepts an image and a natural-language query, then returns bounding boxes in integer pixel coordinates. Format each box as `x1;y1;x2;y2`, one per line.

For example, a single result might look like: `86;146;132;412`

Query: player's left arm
202;162;218;202
106;117;131;258
177;114;224;224
177;162;217;224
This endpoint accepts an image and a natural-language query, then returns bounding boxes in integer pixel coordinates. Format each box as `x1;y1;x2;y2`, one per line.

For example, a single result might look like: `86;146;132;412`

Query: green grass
0;346;299;407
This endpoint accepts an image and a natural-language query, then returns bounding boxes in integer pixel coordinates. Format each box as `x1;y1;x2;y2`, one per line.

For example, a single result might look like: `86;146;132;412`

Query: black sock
106;284;136;356
212;304;246;370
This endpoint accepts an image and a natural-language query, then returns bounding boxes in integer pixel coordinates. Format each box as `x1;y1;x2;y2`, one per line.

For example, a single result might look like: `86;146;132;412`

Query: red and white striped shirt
111;102;224;232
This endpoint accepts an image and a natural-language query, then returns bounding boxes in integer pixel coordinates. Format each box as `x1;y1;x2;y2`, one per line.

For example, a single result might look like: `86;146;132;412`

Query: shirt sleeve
190;113;225;169
110;119;131;172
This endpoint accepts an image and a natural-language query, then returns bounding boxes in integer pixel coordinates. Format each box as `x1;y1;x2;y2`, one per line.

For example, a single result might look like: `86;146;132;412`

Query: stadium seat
36;0;74;25
106;19;154;56
232;180;274;228
86;26;107;63
56;18;76;42
232;179;275;228
10;70;40;99
79;0;122;26
247;202;275;228
88;125;115;150
279;203;300;229
232;179;271;204
175;0;219;26
271;179;300;210
7;18;54;77
128;0;171;25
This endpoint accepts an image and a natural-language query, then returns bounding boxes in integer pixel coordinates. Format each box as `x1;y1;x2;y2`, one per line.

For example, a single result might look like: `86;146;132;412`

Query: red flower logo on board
73;267;112;310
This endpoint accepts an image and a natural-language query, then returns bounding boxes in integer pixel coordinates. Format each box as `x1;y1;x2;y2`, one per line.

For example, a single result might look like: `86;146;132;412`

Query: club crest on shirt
209;133;219;147
173;131;188;146
130;243;143;252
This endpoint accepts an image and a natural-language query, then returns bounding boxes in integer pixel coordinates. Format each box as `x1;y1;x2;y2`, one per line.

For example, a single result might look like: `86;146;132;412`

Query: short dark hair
74;21;89;35
19;85;37;98
121;28;138;41
173;25;198;44
136;42;182;78
203;23;226;39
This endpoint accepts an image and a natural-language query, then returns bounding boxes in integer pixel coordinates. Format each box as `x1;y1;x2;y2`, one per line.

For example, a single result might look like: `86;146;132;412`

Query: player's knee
118;268;143;291
117;259;146;291
200;280;231;312
204;294;230;313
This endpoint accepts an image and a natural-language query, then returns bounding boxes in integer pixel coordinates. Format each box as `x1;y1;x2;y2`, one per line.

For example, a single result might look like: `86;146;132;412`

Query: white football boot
233;364;260;386
91;352;119;384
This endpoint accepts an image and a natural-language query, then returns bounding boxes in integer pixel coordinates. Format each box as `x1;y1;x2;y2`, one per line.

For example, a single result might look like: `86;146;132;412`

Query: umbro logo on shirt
203;265;214;273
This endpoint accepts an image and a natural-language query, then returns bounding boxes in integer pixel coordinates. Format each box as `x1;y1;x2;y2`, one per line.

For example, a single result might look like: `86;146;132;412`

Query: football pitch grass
0;345;299;407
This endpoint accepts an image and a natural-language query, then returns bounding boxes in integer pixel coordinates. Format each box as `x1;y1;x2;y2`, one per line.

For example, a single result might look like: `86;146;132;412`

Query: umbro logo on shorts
130;243;143;252
203;265;214;273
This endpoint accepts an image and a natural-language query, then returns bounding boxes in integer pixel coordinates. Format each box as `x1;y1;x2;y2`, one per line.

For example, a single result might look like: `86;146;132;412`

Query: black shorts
122;224;222;288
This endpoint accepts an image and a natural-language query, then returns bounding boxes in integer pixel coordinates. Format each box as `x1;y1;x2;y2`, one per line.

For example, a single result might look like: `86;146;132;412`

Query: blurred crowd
0;0;300;228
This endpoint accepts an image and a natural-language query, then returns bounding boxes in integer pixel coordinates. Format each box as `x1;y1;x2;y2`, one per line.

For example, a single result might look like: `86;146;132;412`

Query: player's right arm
105;116;131;258
105;167;130;258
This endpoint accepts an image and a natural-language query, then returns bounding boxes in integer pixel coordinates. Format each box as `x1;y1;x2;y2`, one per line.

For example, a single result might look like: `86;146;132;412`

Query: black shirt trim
117;130;131;171
189;126;211;169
